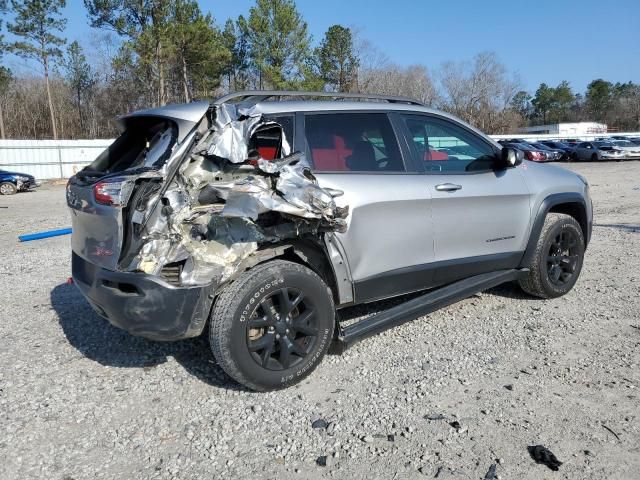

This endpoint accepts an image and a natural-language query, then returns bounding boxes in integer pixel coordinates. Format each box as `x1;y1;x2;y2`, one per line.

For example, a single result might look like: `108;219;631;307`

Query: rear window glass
86;119;178;176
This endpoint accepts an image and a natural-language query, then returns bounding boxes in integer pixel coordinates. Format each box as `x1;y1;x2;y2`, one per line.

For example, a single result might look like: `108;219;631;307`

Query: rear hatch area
67;101;349;289
67;117;180;271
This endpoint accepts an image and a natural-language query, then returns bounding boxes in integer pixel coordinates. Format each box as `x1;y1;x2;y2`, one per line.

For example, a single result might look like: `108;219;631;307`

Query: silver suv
67;91;593;391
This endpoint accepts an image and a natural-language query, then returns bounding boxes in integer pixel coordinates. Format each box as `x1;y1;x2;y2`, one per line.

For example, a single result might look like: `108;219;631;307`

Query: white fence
1;131;640;180
0;139;113;180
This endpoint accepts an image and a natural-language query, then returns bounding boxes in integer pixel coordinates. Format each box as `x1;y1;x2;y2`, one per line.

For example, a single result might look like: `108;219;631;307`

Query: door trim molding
353;251;523;304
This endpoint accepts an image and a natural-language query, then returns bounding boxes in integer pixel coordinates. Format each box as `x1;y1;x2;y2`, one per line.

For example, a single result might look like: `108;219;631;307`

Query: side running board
335;269;528;351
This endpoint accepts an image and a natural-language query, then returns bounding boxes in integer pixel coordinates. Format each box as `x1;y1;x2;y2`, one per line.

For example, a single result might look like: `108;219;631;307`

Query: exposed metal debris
122;103;348;286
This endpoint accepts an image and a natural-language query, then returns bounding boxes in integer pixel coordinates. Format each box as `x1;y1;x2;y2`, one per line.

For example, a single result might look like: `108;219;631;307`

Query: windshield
594;141;613;147
612;140;633;147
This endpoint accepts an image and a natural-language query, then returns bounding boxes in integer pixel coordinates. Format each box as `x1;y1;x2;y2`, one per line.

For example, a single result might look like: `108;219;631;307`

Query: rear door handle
435;183;462;192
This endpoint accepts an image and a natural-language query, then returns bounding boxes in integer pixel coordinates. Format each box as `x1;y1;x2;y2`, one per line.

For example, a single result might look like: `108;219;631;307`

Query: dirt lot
1;161;639;480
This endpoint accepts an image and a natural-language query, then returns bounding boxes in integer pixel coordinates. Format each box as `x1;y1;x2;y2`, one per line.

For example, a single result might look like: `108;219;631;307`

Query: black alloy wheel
546;229;580;286
519;213;585;299
209;260;335;391
246;287;318;371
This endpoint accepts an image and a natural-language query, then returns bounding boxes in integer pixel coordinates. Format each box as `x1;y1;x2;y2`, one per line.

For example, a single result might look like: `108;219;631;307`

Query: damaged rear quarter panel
118;103;350;289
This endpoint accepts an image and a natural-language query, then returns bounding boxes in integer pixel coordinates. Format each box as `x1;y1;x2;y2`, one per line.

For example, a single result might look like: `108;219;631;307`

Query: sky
3;0;640;94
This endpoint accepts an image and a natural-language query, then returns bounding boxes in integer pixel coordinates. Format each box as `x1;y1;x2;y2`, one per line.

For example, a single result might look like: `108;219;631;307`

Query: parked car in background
560;139;580;146
609;140;640;159
572;141;626;161
527;142;564;161
627;137;640;146
0;169;39;195
540;140;575;158
499;141;549;162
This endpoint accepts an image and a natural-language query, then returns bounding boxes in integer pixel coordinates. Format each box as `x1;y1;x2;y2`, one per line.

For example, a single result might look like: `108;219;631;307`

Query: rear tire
0;182;17;195
519;213;585;299
209;260;335;391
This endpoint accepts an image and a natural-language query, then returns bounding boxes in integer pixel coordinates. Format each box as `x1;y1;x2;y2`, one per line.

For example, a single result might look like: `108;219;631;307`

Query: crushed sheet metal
127;104;348;287
220;152;346;226
203;104;290;163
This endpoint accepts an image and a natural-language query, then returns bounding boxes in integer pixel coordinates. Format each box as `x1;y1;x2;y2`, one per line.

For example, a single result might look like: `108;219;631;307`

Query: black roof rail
212;90;424;107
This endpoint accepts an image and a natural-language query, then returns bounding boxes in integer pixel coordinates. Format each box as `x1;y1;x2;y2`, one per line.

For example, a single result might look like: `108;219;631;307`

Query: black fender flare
519;192;591;268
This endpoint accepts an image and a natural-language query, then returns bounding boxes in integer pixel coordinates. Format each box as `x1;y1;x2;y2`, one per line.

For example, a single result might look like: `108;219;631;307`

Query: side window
304;113;405;172
402;115;497;173
577;142;589;149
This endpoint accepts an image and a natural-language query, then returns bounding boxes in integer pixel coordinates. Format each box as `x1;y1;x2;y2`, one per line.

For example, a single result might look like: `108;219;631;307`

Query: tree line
0;0;638;140
511;80;640;131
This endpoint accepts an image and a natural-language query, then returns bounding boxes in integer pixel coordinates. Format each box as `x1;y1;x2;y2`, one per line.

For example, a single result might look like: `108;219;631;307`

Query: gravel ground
1;162;639;480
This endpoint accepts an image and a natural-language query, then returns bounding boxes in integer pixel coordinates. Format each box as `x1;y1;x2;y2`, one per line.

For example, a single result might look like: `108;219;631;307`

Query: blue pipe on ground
19;228;72;242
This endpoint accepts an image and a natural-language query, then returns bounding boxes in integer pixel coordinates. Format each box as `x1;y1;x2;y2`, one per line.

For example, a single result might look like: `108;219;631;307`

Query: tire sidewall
223;266;334;390
538;219;585;297
0;182;17;195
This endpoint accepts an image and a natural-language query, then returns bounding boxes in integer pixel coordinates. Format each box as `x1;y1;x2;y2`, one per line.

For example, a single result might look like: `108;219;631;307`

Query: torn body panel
68;102;349;299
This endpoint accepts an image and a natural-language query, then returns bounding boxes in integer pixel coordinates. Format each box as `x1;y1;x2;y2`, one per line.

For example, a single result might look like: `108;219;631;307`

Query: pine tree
8;0;67;139
317;25;358;92
222;16;252;91
169;0;231;102
247;0;316;89
0;66;11;139
85;0;173;106
62;41;94;133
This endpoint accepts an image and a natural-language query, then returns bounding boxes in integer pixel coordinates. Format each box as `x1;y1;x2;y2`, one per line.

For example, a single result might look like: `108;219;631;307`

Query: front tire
519;213;585;299
591;153;598;162
0;182;17;195
209;260;335;391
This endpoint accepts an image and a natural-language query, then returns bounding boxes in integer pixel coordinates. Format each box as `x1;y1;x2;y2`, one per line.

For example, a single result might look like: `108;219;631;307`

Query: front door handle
435;183;462;192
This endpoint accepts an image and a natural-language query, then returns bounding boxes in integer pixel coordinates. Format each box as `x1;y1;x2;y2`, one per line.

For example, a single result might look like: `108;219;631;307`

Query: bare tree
438;51;521;131
358;64;438;106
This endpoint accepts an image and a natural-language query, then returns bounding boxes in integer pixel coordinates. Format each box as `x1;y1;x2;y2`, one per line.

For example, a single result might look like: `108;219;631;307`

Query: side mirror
500;147;523;168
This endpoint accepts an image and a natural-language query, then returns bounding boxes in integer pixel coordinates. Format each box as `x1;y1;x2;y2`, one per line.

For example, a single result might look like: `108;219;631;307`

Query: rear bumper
72;252;213;341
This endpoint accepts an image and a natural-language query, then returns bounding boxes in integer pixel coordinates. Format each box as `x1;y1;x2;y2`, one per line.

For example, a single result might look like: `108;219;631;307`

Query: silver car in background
572;141;626;161
609;140;640;159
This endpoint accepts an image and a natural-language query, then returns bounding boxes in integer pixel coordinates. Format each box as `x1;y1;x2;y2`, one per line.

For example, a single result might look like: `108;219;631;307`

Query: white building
520;122;607;136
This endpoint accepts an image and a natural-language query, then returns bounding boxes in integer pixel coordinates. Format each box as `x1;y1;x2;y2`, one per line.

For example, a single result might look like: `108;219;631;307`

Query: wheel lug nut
285;329;289;333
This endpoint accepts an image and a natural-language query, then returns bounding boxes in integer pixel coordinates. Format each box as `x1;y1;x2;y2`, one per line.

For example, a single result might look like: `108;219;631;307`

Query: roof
116;91;501;149
251;99;435;115
212;90;424;106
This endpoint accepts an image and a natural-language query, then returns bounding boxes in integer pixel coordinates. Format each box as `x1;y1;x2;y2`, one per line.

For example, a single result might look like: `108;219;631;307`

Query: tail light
524;151;533;161
94;179;125;206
